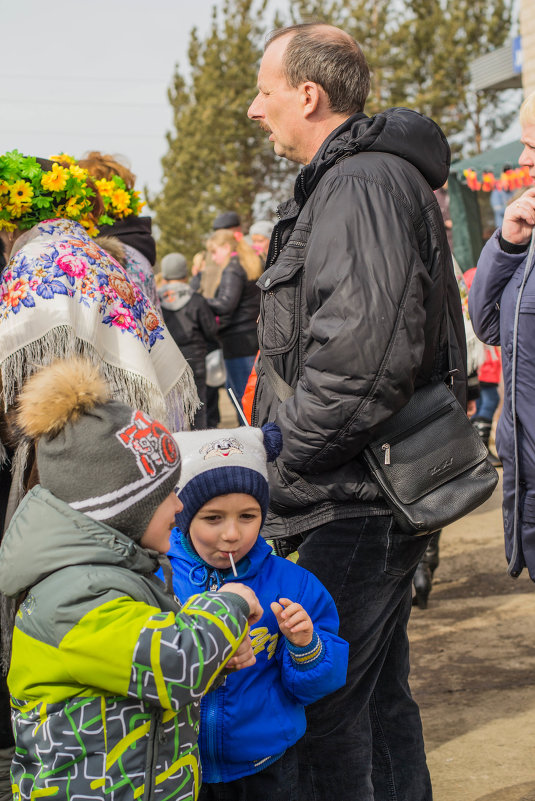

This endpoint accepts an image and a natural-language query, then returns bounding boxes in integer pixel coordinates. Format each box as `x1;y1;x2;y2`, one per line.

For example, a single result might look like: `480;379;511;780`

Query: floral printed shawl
0;219;198;446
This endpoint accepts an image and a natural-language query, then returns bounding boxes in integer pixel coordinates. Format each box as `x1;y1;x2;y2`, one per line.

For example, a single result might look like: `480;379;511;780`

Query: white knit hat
172;424;282;533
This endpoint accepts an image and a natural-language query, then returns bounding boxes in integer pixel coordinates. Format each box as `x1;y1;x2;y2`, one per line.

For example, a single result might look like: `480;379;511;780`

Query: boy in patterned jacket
0;359;262;801
168;426;349;801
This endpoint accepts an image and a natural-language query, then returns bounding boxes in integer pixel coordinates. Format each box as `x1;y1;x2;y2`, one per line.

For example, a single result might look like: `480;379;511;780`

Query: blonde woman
205;229;262;409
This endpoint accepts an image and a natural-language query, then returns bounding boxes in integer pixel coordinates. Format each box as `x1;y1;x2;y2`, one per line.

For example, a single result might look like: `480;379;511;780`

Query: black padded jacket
252;108;467;540
207;256;261;358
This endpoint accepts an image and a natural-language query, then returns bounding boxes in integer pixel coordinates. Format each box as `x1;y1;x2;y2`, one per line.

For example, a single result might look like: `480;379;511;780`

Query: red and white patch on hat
116;410;179;478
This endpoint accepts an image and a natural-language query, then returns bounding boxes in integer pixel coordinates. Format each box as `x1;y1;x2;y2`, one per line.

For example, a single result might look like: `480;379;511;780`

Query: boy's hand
219;583;263;625
226;636;256;671
271;598;313;647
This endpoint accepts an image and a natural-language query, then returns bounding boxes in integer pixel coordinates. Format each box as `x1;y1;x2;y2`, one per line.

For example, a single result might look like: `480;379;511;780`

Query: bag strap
260;294;456;404
260;274;457;403
259;343;295;402
509;231;535;575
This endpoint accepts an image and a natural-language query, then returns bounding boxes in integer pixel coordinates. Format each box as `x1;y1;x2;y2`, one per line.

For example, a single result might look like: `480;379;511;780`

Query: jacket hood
167;528;273;591
0;486;160;597
98;215;156;266
158;281;193;311
299;107;450;202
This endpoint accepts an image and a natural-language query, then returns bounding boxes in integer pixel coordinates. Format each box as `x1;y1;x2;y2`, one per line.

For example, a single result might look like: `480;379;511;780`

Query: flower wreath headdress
0;150;100;235
93;176;145;226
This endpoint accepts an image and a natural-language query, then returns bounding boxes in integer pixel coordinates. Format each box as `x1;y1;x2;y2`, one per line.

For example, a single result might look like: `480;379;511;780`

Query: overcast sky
2;0;523;209
1;0;285;203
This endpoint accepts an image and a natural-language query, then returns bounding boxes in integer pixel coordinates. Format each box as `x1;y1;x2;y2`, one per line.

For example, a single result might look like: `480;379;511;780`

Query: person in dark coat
205;230;262;412
158;253;218;430
469;90;535;581
247;23;467;801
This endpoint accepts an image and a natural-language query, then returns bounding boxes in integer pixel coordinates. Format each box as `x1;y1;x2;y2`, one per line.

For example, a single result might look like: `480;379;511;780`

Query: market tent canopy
450;140;524;180
448;140;524;271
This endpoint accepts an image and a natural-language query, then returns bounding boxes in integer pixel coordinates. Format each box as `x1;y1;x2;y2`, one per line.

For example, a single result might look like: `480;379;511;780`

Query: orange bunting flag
463;165;533;192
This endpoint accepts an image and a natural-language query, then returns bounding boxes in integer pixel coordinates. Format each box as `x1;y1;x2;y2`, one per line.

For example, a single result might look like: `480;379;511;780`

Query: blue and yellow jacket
0;486;250;801
167;530;349;782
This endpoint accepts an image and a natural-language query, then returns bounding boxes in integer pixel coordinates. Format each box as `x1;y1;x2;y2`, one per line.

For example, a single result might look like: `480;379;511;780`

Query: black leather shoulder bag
361;378;498;534
260;310;498;536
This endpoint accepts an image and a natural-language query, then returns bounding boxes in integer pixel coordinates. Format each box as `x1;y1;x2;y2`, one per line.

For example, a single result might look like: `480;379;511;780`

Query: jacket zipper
379;404;453;464
202;689;223;783
201;568;224;781
209;570;219;591
145;709;161;801
266;207;283;270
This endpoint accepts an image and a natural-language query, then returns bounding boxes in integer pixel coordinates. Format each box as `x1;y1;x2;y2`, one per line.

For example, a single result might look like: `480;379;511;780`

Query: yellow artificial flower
69;164;88;180
41;163;69;193
132;190;145;213
9;180;34;206
65;197;83;218
0;218;17;231
95;179;116;196
5;203;30;217
50;153;76;166
0;181;10;196
110;188;130;214
80;215;99;237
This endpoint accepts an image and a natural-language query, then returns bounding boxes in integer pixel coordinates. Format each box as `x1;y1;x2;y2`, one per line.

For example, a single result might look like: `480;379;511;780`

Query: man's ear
300;81;321;118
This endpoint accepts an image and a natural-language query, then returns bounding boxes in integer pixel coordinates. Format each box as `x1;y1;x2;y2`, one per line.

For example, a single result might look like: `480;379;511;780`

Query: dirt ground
409;471;535;801
219;393;535;799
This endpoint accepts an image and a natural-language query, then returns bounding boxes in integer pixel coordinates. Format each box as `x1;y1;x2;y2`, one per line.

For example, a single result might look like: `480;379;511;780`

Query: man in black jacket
248;23;466;801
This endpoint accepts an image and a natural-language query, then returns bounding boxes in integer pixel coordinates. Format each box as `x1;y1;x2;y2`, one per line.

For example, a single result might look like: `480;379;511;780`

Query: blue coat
166;530;349;782
469;230;535;579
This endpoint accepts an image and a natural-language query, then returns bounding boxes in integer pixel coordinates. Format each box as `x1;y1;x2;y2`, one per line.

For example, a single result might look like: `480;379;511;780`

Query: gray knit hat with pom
16;358;182;542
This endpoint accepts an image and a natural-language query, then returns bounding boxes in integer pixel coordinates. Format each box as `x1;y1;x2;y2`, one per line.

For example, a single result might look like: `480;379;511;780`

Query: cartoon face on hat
200;437;243;460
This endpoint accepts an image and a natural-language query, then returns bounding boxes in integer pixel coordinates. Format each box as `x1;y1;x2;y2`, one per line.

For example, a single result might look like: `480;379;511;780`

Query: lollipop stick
228;552;238;577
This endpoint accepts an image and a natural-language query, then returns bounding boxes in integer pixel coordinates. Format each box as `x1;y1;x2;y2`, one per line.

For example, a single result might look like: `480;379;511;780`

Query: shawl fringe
0;326;199;430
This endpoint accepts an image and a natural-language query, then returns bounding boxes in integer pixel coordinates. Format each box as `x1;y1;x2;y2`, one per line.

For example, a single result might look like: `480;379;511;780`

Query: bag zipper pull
382;444;391;465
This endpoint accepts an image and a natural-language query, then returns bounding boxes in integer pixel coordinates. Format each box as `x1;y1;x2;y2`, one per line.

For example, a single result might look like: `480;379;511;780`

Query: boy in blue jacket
168;424;349;801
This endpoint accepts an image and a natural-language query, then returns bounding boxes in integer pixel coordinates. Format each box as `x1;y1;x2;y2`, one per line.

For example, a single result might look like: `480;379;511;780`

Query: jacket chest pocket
519;293;535;314
258;231;308;355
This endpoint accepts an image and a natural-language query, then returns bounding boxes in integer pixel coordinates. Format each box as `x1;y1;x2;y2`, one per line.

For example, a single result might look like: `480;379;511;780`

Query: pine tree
393;0;518;158
152;0;281;261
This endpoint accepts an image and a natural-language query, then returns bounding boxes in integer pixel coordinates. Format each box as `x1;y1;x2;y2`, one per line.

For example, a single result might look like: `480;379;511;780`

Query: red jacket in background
464;267;502;384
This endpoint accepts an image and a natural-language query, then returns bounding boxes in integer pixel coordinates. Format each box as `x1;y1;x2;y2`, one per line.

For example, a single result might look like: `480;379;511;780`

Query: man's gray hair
266;23;370;115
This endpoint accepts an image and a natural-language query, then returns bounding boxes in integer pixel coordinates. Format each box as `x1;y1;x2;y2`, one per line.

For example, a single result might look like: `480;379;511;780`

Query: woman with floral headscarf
0;154;198;783
0;150;198;528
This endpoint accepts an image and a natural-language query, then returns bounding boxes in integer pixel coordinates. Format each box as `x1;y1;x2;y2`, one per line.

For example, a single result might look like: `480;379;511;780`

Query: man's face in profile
247;35;308;165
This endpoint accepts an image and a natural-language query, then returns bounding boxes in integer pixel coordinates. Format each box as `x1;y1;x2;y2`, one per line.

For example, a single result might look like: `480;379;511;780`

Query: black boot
413;531;441;609
472;418;502;467
413;561;432;609
425;531;440;577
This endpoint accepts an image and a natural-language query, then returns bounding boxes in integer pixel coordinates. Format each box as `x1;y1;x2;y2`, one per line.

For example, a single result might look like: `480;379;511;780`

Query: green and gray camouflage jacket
0;486;249;801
